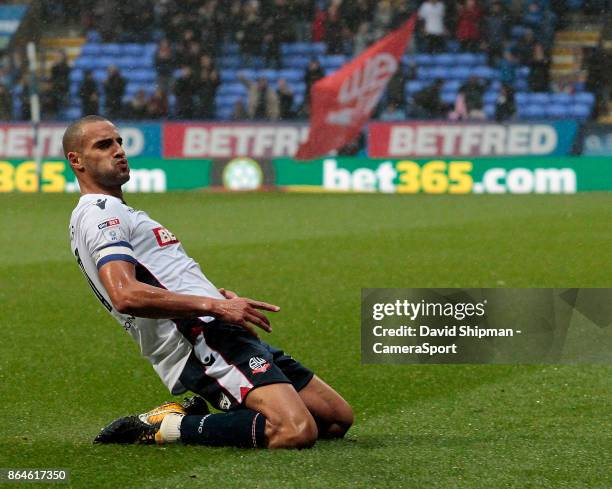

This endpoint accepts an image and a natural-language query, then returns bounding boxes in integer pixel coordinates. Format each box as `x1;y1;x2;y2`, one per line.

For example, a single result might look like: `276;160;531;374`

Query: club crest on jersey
98;218;120;229
249;356;271;374
152;227;179;246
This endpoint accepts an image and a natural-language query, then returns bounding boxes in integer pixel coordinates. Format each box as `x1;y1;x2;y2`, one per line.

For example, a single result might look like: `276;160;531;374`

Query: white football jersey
69;194;224;394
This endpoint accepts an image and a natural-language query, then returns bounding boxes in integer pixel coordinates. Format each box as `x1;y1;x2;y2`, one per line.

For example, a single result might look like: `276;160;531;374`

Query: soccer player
65;116;353;448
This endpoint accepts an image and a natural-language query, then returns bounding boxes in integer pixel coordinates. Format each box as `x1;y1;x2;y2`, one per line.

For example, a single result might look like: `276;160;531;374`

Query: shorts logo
219;393;232;410
98;218;120;229
248;356;271;374
153;227;179;246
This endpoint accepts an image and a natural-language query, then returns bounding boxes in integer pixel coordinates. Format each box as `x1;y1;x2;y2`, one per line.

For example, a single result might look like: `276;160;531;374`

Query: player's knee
267;414;318;449
325;400;354;438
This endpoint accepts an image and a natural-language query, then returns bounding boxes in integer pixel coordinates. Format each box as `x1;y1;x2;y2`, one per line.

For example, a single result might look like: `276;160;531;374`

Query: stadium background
1;1;611;488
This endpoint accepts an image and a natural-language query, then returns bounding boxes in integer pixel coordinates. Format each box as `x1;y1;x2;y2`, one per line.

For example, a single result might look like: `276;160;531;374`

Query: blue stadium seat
520;104;545;119
220;56;241;69
484;104;495;118
484;91;498;104
218;82;247;96
575;92;595;105
441;91;456;104
283;56;310;69
257;69;279;81
100;44;122;56
528;92;550;104
473;66;496;79
309;43;326;56
453;66;471;79
278;69;302;82
415;54;435;65
569;103;590;119
550;92;572;104
455;53;479;66
443;79;461;92
81;44;101;56
320;55;346;70
69;70;84;82
517;66;530;78
435;54;455;65
545;103;568;118
514;79;529;91
515;92;528;104
220;69;238;82
73;57;96;69
405;80;424;93
122;43;144;55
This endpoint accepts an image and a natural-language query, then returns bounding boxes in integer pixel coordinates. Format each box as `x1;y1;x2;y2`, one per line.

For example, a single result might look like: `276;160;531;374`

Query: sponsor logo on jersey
201;354;215;367
219;393;232;410
97;218;120;229
248;356;271;374
95;198;107;209
153;226;179;246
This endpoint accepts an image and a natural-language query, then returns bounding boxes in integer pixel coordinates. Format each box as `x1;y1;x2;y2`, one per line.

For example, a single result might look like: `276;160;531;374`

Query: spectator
458;77;485;120
325;3;345;54
147;87;169;119
0;83;12;120
196;54;220;119
19;78;30;120
372;0;394;39
155;39;174;92
528;43;550;92
304;58;325;107
231;99;249;120
262;32;281;69
515;29;536;65
418;0;447;53
482;1;508;63
311;6;326;43
410;79;447;118
79;70;99;115
127;89;148;119
174;65;197;119
237;1;263;66
40;78;59;120
495;83;515;121
277;78;295;120
498;49;518;85
103;65;126;119
353;22;373;55
50;50;70;108
386;66;407;108
380;102;406;121
238;73;280;120
456;0;483;52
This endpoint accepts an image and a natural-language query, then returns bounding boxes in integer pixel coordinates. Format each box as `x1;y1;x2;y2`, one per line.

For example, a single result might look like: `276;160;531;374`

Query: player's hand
211;297;280;337
218;288;239;300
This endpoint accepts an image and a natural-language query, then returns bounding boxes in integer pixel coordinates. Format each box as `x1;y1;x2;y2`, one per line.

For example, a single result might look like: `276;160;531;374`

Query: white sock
159;413;184;443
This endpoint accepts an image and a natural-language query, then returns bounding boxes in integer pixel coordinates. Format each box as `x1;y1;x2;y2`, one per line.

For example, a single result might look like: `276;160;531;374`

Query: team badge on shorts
249;356;271;374
219;392;232;410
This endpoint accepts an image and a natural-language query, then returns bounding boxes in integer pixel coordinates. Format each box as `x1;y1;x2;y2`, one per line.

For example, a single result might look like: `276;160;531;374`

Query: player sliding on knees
65;116;352;448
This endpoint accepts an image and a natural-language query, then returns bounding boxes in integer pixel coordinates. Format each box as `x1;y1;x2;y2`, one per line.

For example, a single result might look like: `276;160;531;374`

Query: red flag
295;15;417;160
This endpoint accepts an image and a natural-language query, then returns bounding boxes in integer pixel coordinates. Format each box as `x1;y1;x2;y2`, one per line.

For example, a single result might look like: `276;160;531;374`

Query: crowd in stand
0;0;609;121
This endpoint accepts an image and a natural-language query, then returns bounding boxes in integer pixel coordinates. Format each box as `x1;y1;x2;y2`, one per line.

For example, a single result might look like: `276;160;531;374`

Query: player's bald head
62;115;111;158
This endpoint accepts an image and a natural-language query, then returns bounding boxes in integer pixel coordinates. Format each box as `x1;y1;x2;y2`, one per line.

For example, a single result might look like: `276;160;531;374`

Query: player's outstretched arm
98;260;279;335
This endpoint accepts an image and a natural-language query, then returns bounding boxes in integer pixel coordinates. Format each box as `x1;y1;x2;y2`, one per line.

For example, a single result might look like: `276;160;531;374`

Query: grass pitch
1;192;611;489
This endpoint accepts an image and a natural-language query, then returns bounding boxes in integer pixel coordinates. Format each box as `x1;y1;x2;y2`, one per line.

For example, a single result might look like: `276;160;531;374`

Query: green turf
1;192;611;489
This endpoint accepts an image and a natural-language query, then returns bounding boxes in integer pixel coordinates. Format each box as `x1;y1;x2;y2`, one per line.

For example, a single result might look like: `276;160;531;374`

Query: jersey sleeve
80;199;137;270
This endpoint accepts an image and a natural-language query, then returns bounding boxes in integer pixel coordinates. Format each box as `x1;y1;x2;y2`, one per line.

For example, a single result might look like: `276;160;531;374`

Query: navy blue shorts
178;320;314;411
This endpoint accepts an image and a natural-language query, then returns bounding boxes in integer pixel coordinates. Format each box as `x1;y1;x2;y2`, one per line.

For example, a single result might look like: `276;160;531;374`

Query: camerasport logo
248;356;271;374
153;227;179;246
